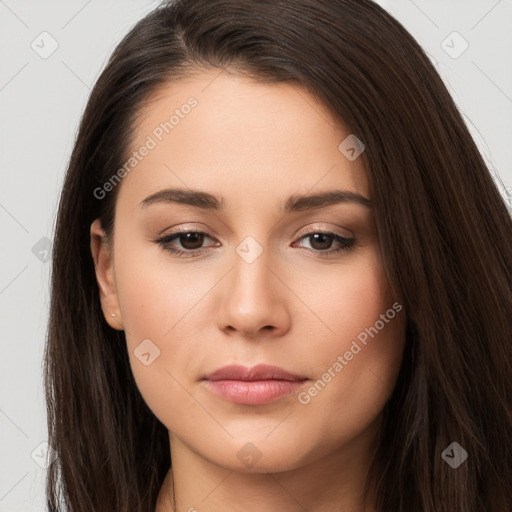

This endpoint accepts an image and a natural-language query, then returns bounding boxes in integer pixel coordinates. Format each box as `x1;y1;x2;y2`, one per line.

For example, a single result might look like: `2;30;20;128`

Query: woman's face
91;69;406;473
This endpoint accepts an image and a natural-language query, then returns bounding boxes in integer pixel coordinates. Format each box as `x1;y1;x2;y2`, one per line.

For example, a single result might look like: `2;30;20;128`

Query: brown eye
155;230;217;256
155;229;356;259
176;232;206;250
294;230;357;257
307;233;335;251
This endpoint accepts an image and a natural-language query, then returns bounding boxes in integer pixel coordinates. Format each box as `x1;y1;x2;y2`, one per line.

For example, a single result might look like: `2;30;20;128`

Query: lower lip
203;379;307;405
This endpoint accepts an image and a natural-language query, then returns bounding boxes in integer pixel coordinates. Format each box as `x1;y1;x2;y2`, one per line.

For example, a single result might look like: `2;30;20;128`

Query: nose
216;248;292;339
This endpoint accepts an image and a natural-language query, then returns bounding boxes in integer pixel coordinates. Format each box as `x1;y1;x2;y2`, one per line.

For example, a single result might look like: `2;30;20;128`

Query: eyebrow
139;187;373;212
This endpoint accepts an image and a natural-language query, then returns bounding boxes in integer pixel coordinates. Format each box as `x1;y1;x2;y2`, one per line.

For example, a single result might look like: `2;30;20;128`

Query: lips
202;364;309;405
203;364;307;382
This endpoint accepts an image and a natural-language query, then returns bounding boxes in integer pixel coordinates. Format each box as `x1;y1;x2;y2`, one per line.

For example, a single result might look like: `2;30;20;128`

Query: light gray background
1;1;511;510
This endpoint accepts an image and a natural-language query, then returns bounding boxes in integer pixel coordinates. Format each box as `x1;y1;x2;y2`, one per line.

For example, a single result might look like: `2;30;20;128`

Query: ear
90;219;124;331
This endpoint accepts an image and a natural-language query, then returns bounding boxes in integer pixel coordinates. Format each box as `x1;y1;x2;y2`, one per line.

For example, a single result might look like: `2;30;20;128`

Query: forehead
117;70;369;212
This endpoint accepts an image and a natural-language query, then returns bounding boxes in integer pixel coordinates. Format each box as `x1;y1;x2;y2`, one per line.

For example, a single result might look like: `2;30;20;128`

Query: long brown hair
44;0;512;510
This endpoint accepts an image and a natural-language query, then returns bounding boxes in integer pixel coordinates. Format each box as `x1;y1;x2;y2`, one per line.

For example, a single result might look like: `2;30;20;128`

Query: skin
90;69;406;512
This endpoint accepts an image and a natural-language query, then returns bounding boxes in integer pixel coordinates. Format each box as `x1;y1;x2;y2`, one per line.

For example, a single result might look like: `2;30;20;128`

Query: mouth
202;364;309;405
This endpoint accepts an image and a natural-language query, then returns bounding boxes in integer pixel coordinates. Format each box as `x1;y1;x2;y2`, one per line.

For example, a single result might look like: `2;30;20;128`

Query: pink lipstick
202;364;308;405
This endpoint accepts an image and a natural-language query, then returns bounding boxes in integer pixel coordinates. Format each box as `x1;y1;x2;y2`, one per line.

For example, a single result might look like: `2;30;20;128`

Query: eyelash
154;228;357;258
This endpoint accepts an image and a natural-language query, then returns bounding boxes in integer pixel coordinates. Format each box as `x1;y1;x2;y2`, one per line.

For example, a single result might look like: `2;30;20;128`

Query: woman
44;0;512;511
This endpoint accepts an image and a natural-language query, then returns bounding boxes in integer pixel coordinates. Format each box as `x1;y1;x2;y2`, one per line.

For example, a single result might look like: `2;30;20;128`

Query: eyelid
296;224;354;239
156;224;212;236
154;223;357;259
156;223;353;244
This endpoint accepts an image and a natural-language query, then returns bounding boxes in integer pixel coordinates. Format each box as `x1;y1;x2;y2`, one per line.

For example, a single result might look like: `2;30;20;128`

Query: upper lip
203;364;307;382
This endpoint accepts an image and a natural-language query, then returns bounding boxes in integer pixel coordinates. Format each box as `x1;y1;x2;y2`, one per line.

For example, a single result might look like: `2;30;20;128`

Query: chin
199;433;322;474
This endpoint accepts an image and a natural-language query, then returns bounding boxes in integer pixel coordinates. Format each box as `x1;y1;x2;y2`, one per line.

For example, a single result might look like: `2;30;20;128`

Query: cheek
112;245;209;416
114;244;208;344
299;250;405;425
313;249;395;343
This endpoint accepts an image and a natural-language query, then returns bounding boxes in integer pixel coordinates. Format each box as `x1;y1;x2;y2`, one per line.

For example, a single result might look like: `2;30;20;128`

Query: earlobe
90;219;124;330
